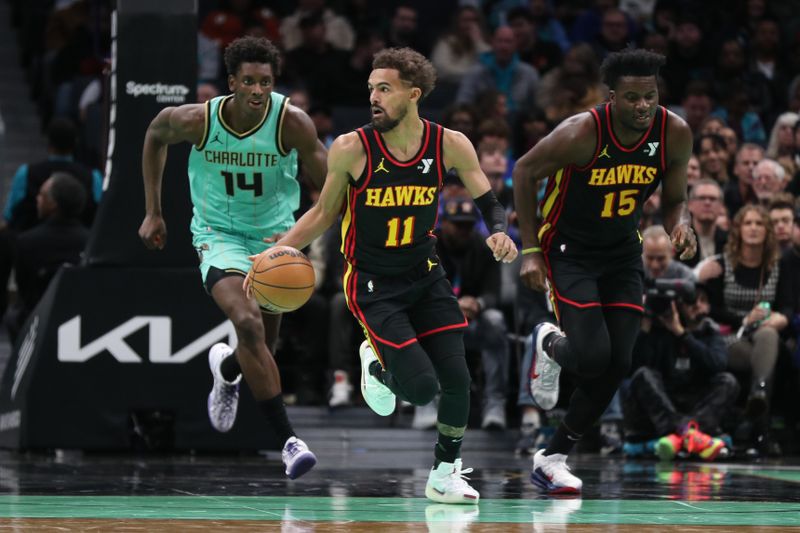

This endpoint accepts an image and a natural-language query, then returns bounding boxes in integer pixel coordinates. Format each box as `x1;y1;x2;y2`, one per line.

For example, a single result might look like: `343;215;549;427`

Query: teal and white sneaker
359;340;396;416
425;459;480;504
207;343;241;432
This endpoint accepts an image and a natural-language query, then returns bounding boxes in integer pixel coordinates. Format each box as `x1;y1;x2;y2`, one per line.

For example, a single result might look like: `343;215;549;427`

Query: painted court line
0;497;798;526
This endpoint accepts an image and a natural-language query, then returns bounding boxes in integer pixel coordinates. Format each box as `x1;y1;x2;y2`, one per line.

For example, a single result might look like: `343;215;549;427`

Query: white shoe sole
531;324;562;410
359;341;395;416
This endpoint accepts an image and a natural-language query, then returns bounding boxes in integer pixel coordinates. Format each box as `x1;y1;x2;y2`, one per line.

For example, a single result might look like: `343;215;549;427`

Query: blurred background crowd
3;0;800;461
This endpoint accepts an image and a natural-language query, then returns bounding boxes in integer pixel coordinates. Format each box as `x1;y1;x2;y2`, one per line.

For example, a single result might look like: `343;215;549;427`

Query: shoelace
445;465;474;491
285;441;301;457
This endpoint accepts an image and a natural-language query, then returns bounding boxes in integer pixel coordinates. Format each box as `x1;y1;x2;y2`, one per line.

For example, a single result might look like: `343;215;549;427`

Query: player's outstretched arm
282;104;328;191
660;112;696;260
139;104;205;250
443;129;517;263
511;113;595;290
277;132;361;251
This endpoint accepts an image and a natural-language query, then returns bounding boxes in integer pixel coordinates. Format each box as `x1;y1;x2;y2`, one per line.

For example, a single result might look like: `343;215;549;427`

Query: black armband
474;190;507;234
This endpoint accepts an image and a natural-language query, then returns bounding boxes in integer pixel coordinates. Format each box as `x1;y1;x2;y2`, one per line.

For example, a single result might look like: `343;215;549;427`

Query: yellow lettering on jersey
632;165;645;184
602;167;617;186
616;164;632;184
380;187;396;207
365;186;438;207
589;168;607;185
587;164;658;186
395;186;414;206
412;186;428;205
365;188;382;206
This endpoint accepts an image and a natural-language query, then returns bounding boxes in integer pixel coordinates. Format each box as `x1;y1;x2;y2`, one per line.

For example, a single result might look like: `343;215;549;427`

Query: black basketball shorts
342;258;467;360
543;237;645;320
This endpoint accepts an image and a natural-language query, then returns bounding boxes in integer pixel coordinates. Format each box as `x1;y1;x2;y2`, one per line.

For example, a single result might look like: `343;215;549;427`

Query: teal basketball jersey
187;92;299;236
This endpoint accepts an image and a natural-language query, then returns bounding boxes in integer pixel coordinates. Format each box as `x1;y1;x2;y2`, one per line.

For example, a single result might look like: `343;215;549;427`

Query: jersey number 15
221;171;263;197
600;189;639;218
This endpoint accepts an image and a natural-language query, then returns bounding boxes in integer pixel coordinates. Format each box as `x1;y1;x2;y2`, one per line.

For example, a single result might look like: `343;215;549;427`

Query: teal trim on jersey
187;92;299;237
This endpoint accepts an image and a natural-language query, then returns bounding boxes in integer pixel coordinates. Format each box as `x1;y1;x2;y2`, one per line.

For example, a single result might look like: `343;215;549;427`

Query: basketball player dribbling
513;49;697;493
138;37;327;479
248;47;517;503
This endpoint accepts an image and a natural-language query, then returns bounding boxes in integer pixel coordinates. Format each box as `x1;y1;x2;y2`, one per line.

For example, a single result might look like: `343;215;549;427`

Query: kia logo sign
57;316;237;363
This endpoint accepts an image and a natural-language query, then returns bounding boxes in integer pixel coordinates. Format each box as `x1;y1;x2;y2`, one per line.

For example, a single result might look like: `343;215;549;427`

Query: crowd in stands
5;0;800;459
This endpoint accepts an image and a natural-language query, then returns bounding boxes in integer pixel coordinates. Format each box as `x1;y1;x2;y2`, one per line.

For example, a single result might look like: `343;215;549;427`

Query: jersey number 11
385;216;416;247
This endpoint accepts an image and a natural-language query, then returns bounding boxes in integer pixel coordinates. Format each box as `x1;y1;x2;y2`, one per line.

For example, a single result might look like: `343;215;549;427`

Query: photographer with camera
697;205;788;457
623;226;738;461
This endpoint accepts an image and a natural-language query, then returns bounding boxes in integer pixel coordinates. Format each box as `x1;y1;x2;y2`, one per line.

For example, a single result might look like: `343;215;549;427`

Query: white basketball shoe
425;459;480;504
207;343;241;432
282;436;317;480
531;449;582;494
529;323;563;410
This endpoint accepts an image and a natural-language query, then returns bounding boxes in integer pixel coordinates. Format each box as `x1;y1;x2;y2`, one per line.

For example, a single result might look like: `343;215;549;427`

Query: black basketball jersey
341;120;445;275
539;102;668;252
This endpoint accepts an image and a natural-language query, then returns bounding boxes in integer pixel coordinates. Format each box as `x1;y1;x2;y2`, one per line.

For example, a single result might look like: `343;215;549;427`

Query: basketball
248;246;315;313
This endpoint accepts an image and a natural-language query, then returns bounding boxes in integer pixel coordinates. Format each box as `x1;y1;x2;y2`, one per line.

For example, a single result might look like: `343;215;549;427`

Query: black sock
434;432;463;466
545;421;582;456
259;394;295;444
220;352;241;382
544;332;561;355
547;334;572;371
369;360;384;382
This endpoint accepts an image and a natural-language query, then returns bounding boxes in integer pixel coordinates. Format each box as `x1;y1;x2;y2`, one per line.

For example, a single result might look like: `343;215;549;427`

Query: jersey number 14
221;171;263;197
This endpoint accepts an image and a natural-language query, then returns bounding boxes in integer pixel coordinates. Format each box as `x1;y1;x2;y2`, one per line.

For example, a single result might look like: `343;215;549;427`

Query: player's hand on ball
242;271;254;300
138;214;167;250
520;253;547;292
486;232;518;263
262;232;286;244
671;223;697;260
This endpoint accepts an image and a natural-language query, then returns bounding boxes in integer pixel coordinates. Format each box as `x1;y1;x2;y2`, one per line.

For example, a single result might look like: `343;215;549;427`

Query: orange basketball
248;246;315;313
